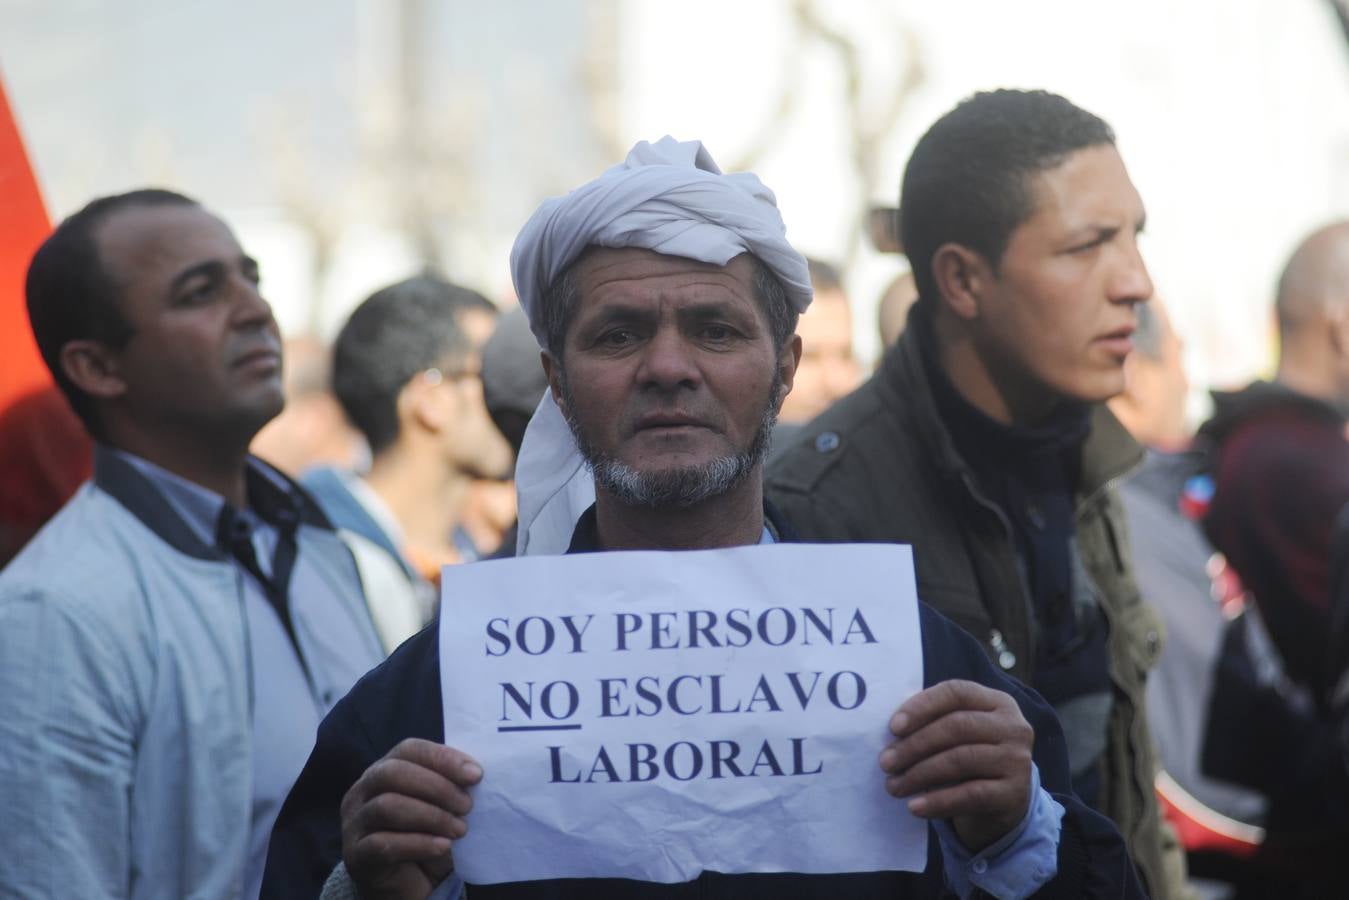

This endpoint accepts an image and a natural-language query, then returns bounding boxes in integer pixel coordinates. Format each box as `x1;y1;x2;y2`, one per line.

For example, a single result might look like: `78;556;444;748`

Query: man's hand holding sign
260;137;1144;900
340;738;479;900
342;605;1038;895
435;545;930;884
882;680;1035;853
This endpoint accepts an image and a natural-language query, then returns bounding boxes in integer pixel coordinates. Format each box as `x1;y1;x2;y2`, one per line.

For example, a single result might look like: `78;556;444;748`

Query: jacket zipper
954;468;1036;675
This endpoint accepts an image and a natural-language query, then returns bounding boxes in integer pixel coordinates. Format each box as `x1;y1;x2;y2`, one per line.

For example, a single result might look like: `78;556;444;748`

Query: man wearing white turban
509;137;813;557
262;139;1144;900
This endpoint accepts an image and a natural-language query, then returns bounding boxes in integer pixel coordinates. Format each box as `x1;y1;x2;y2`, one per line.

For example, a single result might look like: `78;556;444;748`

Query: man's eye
1069;232;1114;254
178;281;216;304
599;329;637;347
700;325;735;341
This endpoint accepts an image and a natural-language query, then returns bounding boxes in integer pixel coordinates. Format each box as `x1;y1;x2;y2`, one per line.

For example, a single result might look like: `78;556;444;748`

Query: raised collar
914;312;1093;466
881;306;1143;503
93;445;335;560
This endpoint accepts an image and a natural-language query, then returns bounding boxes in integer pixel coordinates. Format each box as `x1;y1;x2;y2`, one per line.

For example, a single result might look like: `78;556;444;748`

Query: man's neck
932;315;1059;426
1275;356;1338;407
107;426;251;508
365;444;472;553
593;471;766;551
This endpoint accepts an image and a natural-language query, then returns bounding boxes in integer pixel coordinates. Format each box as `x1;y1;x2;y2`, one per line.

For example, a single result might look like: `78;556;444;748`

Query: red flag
0;72;52;405
0;73;91;563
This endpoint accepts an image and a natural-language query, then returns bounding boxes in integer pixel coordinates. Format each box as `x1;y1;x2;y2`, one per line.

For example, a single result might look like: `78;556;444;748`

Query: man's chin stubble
558;374;781;511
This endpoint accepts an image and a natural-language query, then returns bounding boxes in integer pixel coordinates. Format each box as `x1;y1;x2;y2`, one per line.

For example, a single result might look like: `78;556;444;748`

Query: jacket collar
881;307;1142;503
93;444;336;560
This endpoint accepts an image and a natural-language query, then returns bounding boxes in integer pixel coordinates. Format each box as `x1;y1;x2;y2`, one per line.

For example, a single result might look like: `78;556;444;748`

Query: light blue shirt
115;451;369;900
933;763;1064;899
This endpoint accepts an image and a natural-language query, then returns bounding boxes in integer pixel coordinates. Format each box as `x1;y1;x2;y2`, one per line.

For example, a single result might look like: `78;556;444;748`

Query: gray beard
558;372;781;510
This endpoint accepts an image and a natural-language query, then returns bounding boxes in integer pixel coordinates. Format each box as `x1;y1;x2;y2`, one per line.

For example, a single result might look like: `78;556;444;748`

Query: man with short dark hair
0;190;384;900
768;90;1184;896
304;276;513;649
263;137;1143;900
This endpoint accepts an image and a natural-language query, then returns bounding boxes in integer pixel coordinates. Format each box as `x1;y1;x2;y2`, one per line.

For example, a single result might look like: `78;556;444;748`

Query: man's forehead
574;247;756;292
95;203;242;282
1020;144;1145;230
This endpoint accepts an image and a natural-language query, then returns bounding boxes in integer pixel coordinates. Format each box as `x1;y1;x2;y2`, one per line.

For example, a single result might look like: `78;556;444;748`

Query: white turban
510;136;812;556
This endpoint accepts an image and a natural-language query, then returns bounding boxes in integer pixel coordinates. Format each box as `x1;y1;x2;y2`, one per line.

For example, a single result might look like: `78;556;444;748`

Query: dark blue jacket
263;506;1144;898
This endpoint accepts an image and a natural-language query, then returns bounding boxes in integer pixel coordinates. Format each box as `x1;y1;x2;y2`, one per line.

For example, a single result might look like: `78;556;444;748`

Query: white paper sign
439;542;927;885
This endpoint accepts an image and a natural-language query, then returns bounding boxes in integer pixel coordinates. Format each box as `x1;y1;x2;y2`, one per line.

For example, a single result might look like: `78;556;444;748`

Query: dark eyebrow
168;255;258;294
681;299;751;319
588;302;658;324
169;260;225;294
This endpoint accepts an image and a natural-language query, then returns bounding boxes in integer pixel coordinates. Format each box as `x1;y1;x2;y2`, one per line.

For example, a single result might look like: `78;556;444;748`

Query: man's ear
930;243;991;321
541;351;567;415
403;372;450;434
775;334;802;409
1328;304;1349;360
59;340;127;401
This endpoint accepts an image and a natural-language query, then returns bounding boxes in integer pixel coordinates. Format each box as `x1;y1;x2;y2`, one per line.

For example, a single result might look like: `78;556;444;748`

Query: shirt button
998;651;1017;670
815;431;840;453
971;858;988;875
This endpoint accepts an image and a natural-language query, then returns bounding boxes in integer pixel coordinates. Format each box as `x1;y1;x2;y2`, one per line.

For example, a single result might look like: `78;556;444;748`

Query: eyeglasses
421;366;480;387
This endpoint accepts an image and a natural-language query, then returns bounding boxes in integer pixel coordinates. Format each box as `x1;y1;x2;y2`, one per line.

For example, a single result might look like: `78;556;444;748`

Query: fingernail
432;836;452;852
462;761;483;781
891;712;909;735
907;797;926;815
878;749;898;771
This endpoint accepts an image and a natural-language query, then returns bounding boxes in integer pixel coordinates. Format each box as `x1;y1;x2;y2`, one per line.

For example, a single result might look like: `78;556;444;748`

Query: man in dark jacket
1194;221;1349;895
766;90;1184;897
263;137;1144;900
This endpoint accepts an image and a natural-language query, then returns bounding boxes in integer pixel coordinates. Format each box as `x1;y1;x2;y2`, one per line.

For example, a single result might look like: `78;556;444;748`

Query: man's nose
231;276;277;330
1110;239;1154;306
636;328;700;390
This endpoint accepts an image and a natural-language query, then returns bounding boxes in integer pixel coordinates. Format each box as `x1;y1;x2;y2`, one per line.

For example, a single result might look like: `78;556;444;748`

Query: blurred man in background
0;189;382;900
304;275;513;650
1202;221;1349;700
1109;300;1190;450
777;257;861;424
251;335;366;478
475;306;550;557
1112;302;1269;896
1192;221;1349;896
877;269;919;350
